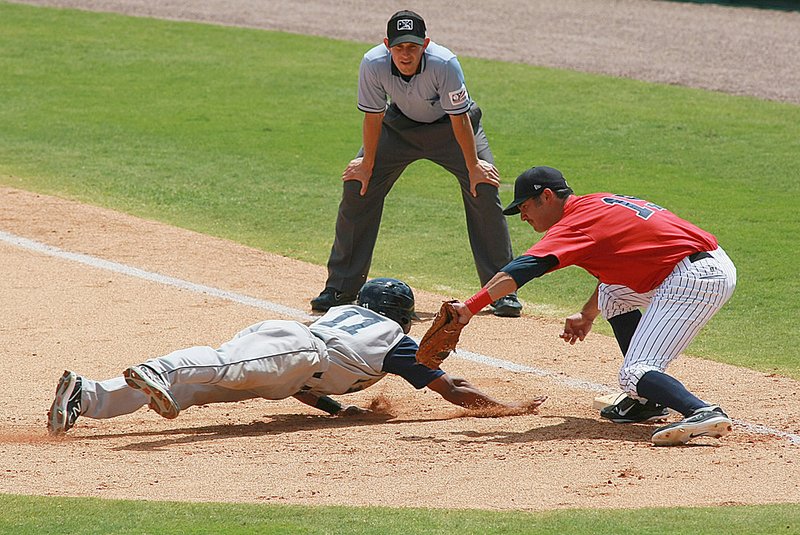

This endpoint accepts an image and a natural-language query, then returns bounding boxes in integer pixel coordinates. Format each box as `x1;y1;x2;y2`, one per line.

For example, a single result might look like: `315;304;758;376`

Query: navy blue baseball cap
387;10;426;47
502;166;569;215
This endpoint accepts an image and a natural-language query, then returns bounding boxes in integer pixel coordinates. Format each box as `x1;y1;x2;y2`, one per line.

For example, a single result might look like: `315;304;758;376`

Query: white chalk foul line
455;349;618;395
3;229;798;446
0;230;315;323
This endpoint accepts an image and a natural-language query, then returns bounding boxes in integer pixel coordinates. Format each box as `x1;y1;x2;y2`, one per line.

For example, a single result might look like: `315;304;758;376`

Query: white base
592;392;627;411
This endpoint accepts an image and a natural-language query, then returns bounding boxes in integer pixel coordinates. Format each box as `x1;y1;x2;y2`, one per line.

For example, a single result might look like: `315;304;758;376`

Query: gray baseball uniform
79;305;431;419
324;41;513;294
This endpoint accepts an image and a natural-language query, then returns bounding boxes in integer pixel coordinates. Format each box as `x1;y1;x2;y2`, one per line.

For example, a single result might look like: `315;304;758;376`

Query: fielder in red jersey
453;166;737;446
526;192;718;293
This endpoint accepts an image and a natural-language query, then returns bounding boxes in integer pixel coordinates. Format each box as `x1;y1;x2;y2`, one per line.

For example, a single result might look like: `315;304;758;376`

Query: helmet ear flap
396;314;412;333
356;278;415;333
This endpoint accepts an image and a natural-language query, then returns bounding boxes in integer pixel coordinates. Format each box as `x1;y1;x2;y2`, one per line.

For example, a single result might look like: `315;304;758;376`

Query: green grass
1;2;799;379
1;494;799;535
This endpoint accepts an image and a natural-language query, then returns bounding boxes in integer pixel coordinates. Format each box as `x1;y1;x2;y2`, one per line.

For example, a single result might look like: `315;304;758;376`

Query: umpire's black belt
688;251;712;262
387;102;483;134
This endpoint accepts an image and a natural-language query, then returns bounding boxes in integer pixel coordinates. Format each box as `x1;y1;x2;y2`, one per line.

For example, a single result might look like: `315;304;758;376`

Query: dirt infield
1;187;799;509
2;0;800;512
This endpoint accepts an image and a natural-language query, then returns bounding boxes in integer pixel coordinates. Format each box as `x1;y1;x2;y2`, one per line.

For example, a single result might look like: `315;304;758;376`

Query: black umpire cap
387;10;426;47
502;166;569;215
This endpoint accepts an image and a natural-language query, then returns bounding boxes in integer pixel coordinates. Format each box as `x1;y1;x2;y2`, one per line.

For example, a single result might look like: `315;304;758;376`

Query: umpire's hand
343;157;373;196
468;159;500;197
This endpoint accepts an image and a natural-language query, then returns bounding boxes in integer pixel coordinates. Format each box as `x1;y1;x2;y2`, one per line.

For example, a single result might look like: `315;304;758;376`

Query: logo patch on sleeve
448;84;468;107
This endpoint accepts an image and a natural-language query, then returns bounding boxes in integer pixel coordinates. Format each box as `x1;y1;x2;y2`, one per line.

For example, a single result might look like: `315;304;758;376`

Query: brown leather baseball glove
416;300;466;369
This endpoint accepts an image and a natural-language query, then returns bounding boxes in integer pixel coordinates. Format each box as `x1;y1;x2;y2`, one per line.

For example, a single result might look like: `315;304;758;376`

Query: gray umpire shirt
357;41;471;122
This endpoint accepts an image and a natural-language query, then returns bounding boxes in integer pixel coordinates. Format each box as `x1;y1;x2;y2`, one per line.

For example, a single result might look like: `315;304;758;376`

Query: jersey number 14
602;195;665;220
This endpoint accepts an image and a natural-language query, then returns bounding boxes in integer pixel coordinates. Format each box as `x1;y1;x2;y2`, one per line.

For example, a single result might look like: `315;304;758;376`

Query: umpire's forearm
449;112;479;168
360;112;384;167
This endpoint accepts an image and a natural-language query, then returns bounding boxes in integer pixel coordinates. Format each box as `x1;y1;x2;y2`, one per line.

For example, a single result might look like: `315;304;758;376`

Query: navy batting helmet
357;278;416;333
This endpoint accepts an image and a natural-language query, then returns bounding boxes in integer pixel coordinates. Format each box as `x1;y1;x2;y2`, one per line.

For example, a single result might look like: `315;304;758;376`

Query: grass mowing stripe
0;2;798;380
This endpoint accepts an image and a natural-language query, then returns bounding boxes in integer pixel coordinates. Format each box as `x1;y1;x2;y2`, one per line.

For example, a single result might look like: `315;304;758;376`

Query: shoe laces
615;396;638;411
693;405;721;415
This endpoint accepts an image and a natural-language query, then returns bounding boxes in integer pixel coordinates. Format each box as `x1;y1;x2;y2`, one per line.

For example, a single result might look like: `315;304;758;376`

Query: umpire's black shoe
491;294;522;317
311;287;357;312
600;395;670;423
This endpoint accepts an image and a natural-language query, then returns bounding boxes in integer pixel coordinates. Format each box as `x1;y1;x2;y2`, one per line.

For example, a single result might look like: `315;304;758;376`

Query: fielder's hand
560;312;595;344
416;300;466;369
450;301;473;324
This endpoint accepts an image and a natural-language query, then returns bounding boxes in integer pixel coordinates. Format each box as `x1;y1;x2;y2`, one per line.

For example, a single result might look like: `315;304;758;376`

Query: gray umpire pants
325;103;514;294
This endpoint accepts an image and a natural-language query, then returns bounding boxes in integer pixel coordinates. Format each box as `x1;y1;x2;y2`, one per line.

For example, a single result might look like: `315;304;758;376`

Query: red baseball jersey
527;193;718;293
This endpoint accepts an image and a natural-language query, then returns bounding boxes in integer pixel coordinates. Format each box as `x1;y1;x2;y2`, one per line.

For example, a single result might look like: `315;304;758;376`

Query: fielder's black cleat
490;294;522;318
311;287;357;312
600;395;669;423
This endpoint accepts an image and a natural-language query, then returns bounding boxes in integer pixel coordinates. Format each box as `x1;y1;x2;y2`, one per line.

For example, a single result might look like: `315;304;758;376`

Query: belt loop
689;251;712;263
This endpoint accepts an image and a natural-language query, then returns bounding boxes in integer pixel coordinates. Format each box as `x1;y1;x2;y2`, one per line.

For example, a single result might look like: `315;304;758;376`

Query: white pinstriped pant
597;246;737;397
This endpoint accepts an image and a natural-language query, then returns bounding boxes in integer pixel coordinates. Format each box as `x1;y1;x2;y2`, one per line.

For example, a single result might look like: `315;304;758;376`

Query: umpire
311;10;521;318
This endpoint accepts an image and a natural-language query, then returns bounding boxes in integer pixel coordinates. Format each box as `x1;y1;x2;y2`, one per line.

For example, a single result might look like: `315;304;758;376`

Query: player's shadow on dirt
91;412;449;451
447;415;660;444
